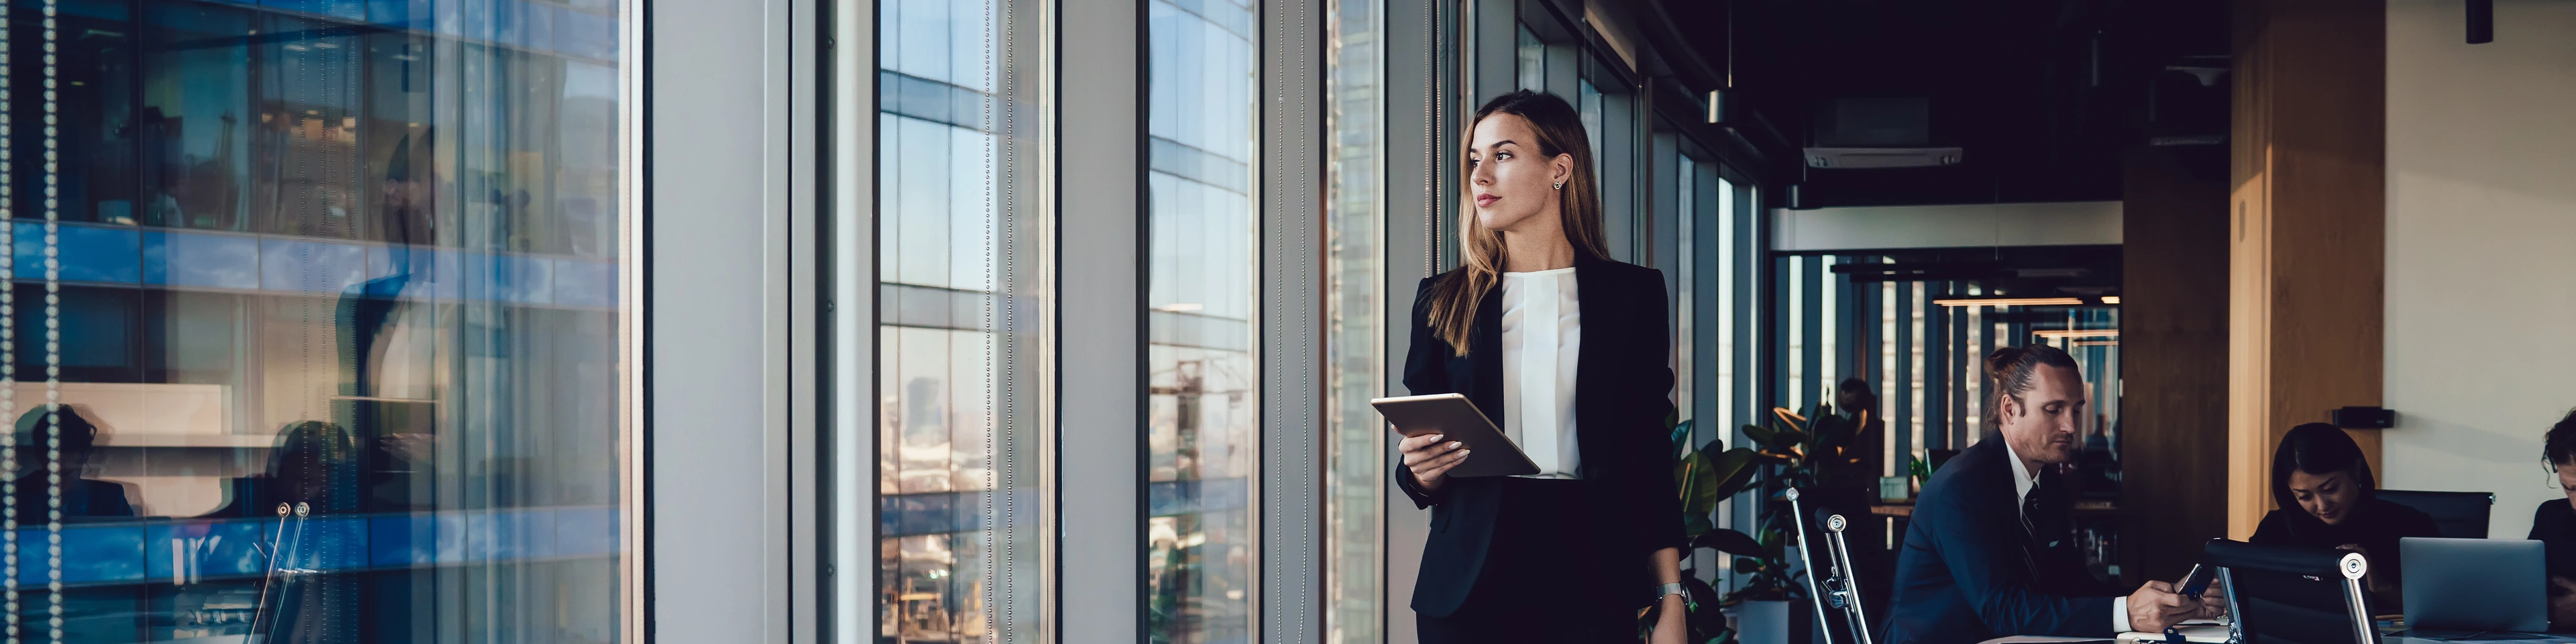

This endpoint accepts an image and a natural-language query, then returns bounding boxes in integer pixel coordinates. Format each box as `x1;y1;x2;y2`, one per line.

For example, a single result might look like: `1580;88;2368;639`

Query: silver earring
1553;181;1563;190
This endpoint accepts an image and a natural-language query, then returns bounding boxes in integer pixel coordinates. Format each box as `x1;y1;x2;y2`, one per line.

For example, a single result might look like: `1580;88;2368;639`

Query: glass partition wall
6;0;636;641
1772;254;2128;579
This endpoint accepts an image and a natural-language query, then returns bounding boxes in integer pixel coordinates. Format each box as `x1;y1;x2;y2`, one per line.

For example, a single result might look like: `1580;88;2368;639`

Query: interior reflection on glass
11;0;631;641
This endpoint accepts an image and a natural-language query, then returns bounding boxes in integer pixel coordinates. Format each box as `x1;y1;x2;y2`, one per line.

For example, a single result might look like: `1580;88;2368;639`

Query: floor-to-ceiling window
1715;175;1762;591
875;0;1053;637
1324;0;1384;637
10;0;635;640
1146;0;1259;637
1776;251;2125;572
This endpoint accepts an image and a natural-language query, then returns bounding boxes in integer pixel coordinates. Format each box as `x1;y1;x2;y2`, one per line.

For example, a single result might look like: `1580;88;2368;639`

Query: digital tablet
1371;393;1539;478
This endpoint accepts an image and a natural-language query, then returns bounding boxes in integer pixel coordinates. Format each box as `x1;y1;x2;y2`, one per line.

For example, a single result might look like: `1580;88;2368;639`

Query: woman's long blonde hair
1425;89;1611;357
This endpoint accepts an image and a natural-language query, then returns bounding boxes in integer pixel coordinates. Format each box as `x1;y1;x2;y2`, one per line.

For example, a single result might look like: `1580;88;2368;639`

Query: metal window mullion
1260;0;1324;635
785;0;828;639
647;0;806;637
1805;258;1827;411
1381;0;1446;635
1059;0;1145;635
827;0;881;639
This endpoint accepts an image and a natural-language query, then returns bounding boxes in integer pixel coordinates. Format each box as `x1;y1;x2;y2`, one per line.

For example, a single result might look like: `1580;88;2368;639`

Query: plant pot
1730;598;1816;644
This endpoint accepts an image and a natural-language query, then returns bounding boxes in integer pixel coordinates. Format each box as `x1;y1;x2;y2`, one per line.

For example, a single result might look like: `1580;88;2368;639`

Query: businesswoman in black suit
1395;89;1687;643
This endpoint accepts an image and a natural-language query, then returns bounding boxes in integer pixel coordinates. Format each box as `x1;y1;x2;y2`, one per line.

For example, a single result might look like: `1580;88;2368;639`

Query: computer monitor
2400;537;2548;633
2206;539;2377;644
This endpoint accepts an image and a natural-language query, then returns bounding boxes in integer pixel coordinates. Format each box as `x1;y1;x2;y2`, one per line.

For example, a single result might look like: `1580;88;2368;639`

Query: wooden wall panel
2226;0;2387;539
2123;146;2233;582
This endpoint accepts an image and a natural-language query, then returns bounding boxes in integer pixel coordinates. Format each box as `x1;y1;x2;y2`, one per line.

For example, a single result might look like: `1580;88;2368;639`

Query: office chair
2375;490;2493;539
1786;488;1874;644
2206;538;2377;644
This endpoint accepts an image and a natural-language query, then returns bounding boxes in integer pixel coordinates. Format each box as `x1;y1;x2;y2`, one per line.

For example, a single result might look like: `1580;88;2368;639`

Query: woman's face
2288;469;2363;525
1465;113;1571;235
2555;464;2576;506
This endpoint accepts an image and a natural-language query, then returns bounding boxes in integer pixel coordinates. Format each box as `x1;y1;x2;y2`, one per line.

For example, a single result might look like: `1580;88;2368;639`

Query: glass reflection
1;0;631;641
1146;0;1258;637
875;0;1051;637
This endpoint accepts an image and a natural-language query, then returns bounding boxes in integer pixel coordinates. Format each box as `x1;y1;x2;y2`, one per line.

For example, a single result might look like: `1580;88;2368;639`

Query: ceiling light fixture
2033;329;2121;339
2100;296;2122;305
1932;297;2084;308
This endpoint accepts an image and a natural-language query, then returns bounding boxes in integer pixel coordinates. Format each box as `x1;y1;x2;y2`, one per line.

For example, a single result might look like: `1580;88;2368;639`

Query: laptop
2400;537;2549;634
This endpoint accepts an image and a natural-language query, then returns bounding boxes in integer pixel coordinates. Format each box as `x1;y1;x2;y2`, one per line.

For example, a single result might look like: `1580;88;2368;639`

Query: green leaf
1732;556;1764;573
1770;407;1809;433
1676;451;1715;515
1769;427;1811;449
1670;419;1697;455
1702;447;1761;502
1741;423;1777;447
1682;512;1715;538
1695;529;1764;555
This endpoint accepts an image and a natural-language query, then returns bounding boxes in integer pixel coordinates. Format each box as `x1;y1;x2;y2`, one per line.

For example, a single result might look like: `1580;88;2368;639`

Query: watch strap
1652;582;1690;605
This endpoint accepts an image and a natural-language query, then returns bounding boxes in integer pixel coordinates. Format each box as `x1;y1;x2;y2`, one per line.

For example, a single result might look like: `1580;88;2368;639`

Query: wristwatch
1651;582;1692;606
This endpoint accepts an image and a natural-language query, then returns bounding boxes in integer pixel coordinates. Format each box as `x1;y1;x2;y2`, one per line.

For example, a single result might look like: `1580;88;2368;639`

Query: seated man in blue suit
1884;345;2220;644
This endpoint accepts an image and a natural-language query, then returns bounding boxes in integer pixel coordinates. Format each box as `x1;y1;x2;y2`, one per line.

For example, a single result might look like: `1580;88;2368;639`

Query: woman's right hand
1399;433;1470;492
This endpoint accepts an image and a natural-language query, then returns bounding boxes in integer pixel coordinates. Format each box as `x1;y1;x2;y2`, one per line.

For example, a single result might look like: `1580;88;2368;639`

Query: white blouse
1499;266;1581;478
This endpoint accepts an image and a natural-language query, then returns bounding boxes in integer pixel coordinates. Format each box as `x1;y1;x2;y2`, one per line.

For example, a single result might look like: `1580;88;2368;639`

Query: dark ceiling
1652;0;2233;209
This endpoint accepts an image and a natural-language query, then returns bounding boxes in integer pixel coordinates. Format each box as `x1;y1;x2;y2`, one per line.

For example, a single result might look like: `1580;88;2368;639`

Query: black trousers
1418;477;1640;643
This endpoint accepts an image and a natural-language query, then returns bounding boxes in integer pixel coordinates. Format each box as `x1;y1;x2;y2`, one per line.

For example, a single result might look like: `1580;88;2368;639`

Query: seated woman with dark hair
2529;408;2576;628
2251;423;2438;611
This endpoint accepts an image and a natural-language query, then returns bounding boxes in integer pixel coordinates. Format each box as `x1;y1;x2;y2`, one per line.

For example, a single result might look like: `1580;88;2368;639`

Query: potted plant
1658;398;1873;644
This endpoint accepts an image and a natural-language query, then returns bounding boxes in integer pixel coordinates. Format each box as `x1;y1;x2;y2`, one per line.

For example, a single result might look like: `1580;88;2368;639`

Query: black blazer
1395;252;1682;617
2530;498;2576;580
1884;436;2118;644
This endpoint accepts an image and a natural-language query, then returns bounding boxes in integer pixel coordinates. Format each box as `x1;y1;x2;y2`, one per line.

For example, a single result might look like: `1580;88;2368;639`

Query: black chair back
2206;538;2377;644
2375;490;2493;539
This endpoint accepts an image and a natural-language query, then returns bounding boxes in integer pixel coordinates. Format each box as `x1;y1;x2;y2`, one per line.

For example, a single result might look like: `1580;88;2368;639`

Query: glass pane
1324;0;1383;637
1515;25;1543;93
875;0;1051;637
1578;79;1603;180
1146;0;1258;637
19;0;634;641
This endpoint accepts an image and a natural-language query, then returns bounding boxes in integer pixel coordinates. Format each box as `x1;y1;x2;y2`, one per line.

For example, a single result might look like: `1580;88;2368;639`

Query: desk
1974;633;2576;644
2390;638;2576;644
1976;636;2576;644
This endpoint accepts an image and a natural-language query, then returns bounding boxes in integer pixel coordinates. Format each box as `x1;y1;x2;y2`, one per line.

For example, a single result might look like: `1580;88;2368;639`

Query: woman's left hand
1650;593;1689;644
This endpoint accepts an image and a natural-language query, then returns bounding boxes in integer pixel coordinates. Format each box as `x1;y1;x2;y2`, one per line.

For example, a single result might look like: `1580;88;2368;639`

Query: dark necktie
2023;476;2068;550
